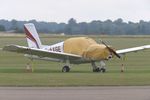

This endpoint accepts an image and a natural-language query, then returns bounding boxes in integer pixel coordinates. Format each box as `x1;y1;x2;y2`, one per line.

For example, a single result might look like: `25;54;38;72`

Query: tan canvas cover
64;37;97;55
64;37;110;60
82;44;110;60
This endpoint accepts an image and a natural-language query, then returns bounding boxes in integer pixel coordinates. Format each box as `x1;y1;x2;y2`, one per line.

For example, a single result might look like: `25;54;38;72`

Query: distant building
60;33;65;36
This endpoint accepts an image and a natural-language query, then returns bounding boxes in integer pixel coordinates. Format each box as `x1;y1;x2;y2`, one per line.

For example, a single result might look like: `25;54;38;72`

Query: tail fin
24;23;42;49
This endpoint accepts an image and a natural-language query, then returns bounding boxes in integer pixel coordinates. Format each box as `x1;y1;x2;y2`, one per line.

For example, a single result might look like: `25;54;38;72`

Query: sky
0;0;150;23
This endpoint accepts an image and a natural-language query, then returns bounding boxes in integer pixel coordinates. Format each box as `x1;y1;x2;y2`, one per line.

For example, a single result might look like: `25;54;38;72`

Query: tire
62;66;70;72
93;68;100;72
101;68;106;73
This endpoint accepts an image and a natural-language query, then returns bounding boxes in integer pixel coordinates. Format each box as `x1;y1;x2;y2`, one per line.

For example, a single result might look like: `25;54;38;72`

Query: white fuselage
43;42;64;53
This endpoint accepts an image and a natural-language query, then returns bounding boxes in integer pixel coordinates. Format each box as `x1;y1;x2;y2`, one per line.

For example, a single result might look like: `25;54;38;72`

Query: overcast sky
0;0;150;23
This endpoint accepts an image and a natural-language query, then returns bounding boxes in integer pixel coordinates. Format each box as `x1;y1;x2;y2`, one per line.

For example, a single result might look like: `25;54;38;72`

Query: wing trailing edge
3;45;82;61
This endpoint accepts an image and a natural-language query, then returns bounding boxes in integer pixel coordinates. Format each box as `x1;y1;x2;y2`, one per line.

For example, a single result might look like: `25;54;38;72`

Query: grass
0;34;150;86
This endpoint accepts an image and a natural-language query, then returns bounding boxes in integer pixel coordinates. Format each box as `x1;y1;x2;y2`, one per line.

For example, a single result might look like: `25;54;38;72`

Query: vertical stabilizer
24;23;42;49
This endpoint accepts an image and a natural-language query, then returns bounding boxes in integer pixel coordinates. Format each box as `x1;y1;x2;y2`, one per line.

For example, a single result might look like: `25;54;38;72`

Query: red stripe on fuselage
24;26;40;48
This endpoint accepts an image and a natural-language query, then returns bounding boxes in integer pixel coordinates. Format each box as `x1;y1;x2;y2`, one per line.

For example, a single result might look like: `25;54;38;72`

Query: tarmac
0;86;150;100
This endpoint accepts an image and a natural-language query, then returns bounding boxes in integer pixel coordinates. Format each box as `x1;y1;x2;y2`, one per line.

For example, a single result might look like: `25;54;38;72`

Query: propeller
100;40;121;58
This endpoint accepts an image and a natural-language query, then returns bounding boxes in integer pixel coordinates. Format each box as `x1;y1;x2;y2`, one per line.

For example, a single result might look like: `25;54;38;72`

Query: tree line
0;18;150;35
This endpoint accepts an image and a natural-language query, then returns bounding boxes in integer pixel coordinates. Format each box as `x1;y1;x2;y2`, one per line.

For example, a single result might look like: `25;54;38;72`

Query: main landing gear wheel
62;66;70;72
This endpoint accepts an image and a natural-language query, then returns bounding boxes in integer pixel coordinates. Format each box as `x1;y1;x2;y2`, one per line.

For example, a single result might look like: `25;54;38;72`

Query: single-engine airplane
3;23;150;72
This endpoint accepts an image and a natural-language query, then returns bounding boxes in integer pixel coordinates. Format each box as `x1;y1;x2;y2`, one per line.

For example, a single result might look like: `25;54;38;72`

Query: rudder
24;23;42;49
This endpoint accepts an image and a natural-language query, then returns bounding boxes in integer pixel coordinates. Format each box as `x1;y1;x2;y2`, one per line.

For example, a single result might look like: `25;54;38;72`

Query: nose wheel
91;61;106;73
62;65;70;72
100;67;106;73
93;67;106;73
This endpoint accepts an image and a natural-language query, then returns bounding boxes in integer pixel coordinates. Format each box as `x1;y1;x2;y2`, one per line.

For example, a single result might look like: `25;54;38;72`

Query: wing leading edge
116;45;150;54
3;45;82;63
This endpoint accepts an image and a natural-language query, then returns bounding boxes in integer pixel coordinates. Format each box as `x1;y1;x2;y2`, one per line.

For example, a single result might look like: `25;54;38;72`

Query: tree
11;19;17;30
0;18;150;35
65;18;78;34
0;25;5;31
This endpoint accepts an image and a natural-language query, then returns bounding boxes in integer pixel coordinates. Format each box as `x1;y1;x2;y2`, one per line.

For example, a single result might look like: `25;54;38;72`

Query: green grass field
0;34;150;86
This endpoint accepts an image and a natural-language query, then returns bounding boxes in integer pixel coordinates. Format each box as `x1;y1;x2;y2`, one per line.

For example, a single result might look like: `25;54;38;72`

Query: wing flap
116;45;150;54
3;45;82;61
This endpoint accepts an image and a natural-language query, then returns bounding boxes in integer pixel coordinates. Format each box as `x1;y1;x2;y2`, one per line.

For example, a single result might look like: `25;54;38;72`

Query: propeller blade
109;48;121;58
100;40;121;58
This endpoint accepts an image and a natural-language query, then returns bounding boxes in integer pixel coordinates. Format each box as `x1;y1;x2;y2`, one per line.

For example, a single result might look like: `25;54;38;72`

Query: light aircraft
3;23;150;72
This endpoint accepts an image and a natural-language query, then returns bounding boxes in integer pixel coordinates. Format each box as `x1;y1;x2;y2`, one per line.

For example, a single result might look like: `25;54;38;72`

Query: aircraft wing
116;45;150;55
3;45;82;62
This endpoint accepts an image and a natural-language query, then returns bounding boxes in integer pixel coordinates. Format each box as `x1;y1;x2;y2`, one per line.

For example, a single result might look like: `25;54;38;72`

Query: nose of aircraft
82;43;120;61
101;41;121;58
82;44;112;60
